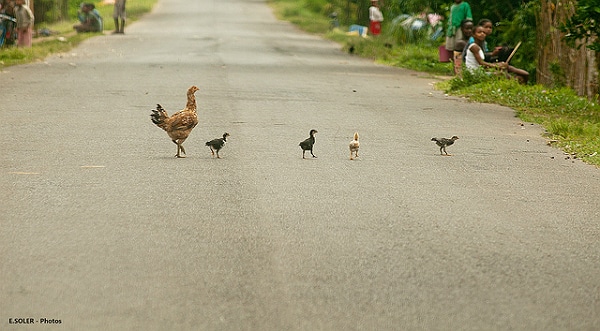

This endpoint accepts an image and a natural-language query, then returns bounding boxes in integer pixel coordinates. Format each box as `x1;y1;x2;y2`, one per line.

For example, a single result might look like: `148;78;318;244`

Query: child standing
369;0;383;36
14;0;33;48
112;0;126;34
445;0;472;71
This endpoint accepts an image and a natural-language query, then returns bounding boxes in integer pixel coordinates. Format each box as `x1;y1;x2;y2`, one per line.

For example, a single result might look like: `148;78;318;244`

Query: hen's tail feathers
354;132;359;141
151;104;168;126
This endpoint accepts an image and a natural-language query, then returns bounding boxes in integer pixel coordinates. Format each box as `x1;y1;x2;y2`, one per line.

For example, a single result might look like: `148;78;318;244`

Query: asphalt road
1;0;599;329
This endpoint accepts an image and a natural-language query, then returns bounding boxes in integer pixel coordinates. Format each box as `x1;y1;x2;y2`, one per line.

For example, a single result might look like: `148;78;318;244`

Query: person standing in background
369;0;383;36
14;0;33;47
112;0;126;34
445;0;472;73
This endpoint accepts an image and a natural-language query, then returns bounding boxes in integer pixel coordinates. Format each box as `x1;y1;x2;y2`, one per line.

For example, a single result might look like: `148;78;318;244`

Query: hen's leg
302;150;306;159
350;150;353;160
311;149;316;158
216;150;221;159
178;138;187;156
209;147;215;156
172;140;181;158
174;140;186;158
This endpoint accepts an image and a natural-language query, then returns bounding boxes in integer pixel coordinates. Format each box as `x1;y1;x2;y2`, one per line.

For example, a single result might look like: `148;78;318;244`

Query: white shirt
465;43;484;71
369;6;383;22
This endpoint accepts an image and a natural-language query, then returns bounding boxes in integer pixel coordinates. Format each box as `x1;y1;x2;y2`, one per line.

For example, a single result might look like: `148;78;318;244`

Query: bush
305;0;328;15
447;68;503;91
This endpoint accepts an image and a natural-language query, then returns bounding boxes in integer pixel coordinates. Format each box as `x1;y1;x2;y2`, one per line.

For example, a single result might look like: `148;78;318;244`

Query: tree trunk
537;0;598;97
62;0;69;21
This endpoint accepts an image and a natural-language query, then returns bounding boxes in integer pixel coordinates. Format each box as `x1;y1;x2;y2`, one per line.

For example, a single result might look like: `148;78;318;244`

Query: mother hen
151;86;200;158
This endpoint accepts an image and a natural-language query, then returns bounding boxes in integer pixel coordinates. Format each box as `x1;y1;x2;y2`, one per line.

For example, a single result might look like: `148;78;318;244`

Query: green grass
0;33;90;66
0;0;156;68
270;0;330;34
379;42;453;76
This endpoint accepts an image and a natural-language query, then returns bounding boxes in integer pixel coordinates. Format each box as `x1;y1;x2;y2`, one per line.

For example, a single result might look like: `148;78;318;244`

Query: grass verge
0;0;156;68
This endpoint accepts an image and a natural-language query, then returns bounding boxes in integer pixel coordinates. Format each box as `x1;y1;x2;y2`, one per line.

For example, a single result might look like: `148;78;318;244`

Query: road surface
1;0;599;329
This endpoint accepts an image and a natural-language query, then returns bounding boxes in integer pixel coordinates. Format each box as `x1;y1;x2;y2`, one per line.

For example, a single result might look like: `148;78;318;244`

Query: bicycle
0;13;17;48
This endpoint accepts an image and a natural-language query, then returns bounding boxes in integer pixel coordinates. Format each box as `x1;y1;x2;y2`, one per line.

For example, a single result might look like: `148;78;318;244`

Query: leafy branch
560;0;600;51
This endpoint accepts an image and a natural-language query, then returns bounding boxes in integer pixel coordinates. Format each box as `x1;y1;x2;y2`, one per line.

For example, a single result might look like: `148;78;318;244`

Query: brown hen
151;86;200;158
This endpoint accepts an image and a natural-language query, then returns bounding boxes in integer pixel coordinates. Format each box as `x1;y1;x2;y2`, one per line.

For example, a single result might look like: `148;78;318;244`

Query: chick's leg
443;146;451;156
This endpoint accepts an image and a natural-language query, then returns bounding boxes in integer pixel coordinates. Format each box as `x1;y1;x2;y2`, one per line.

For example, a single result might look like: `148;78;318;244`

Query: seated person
1;0;16;17
466;25;529;84
475;19;502;62
73;3;102;33
453;18;473;76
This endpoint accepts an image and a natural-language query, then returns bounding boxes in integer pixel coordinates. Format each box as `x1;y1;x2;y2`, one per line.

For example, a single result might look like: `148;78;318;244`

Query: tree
561;0;600;51
538;0;598;97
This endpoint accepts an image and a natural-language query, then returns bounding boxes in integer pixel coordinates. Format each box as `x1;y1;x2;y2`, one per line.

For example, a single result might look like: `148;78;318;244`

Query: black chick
299;129;318;159
206;132;230;158
431;136;459;156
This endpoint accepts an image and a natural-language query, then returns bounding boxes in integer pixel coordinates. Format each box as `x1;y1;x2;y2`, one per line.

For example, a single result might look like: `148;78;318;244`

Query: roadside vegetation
269;0;600;166
0;0;156;67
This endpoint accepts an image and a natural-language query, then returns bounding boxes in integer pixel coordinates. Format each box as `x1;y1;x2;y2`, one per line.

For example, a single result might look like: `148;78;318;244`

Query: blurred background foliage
294;0;537;81
24;0;598;94
33;0;89;24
